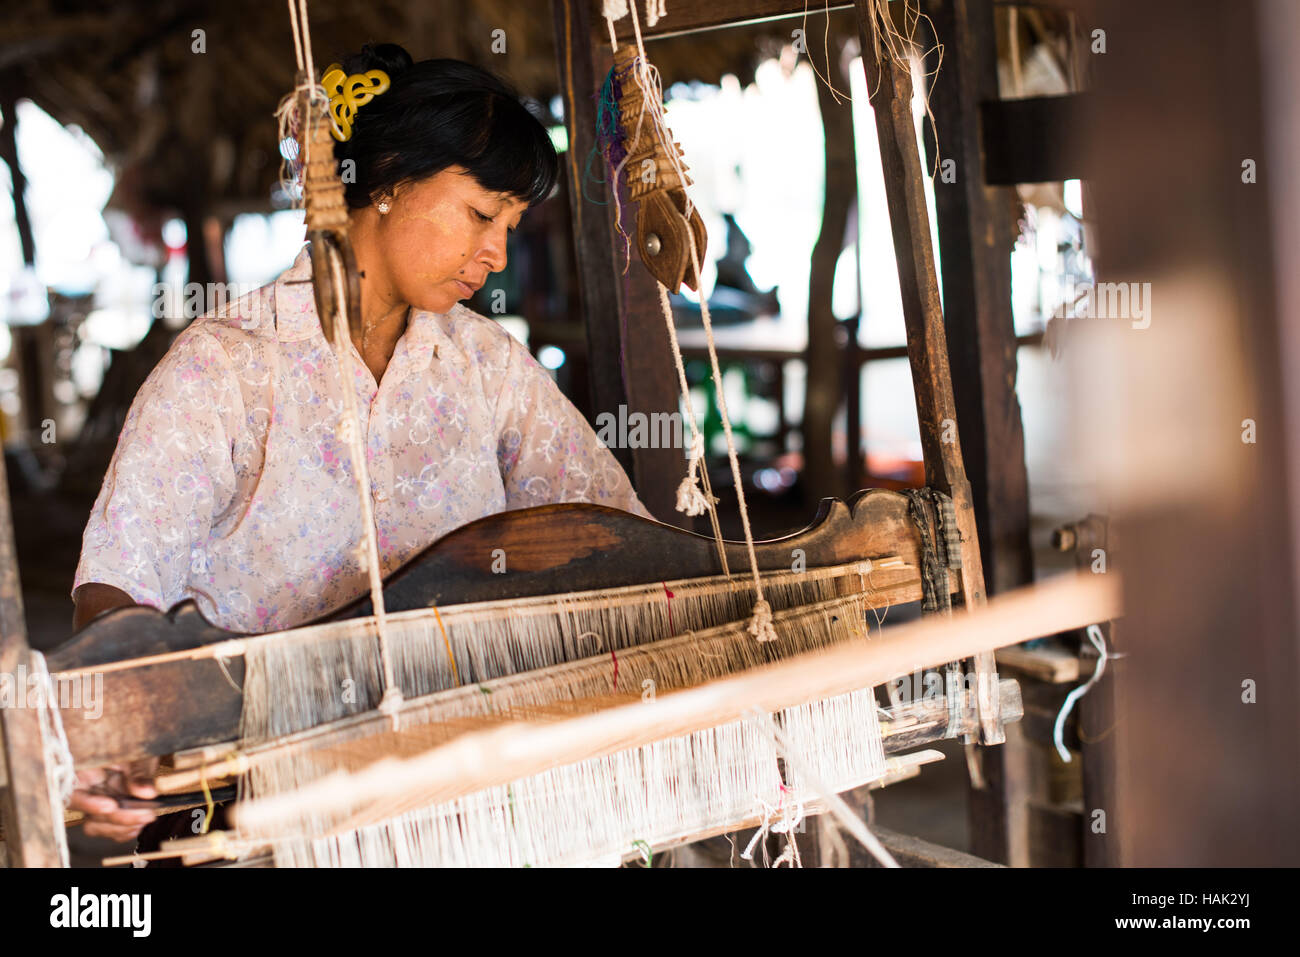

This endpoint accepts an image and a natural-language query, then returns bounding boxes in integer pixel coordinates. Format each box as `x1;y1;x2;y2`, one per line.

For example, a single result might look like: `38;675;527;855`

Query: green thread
631;839;653;868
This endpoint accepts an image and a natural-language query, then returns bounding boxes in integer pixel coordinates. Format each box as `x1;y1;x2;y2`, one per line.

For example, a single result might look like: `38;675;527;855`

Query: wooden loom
0;0;1114;867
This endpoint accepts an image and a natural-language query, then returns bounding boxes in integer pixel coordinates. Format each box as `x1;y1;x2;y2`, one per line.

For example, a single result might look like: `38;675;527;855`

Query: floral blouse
73;244;651;633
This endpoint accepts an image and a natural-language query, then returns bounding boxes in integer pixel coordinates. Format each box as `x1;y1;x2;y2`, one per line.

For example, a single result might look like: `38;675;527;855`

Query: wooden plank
1083;0;1300;865
555;0;635;482
555;0;683;521
923;0;1034;596
996;642;1081;684
921;0;1034;865
852;0;1002;745
602;0;856;42
868;824;1004;867
0;448;63;867
54;492;931;667
228;575;1112;829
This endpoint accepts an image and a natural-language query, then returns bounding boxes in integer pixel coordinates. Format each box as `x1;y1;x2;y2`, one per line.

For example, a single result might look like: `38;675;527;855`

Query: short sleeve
491;335;652;519
73;327;242;612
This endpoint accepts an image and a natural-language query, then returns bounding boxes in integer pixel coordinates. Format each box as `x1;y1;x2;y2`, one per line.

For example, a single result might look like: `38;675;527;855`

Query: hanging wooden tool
610;45;707;292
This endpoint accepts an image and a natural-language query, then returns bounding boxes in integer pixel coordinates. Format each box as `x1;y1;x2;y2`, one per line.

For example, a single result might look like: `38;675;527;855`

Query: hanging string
280;0;404;721
326;247;403;722
604;1;776;640
655;283;728;573
1053;624;1121;763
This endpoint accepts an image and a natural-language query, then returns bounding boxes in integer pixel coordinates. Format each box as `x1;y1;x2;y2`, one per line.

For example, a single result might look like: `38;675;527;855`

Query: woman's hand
69;758;160;843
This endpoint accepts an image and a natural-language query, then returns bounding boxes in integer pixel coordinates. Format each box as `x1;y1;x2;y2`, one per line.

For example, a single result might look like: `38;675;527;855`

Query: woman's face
369;165;528;315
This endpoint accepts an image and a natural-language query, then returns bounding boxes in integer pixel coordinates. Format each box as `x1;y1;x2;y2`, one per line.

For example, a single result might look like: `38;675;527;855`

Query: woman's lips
454;280;474;298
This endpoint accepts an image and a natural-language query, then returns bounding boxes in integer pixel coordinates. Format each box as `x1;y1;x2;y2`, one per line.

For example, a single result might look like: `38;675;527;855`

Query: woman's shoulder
440;303;518;347
428;303;526;374
143;283;279;393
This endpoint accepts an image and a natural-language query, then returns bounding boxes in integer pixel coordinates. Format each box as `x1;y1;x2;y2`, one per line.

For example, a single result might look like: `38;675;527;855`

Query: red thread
662;582;675;633
611;648;619;691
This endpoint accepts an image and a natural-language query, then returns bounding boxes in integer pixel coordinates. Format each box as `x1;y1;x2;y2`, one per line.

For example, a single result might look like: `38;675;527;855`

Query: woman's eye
472;209;493;223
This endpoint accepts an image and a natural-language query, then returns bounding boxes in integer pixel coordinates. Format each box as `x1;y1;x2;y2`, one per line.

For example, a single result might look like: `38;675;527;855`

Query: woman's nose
480;229;509;272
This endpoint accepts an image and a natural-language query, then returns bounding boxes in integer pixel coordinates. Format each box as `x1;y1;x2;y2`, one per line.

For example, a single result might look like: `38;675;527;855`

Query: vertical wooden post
0;451;64;867
852;0;1003;746
923;0;1033;597
1087;0;1300;866
922;0;1033;865
0;80;35;267
553;0;684;521
805;40;858;505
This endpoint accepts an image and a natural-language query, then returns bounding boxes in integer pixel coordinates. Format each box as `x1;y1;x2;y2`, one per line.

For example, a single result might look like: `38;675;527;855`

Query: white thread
754;708;899;868
612;8;773;637
1053;624;1114;763
326;247;402;725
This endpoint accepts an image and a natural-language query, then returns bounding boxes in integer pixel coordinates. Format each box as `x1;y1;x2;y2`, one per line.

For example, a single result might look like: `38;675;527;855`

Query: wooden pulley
611;48;708;292
636;189;707;292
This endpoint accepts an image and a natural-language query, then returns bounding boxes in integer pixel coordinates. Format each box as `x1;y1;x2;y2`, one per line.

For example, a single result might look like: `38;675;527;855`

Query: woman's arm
72;582;137;631
67;583;158;841
490;333;653;518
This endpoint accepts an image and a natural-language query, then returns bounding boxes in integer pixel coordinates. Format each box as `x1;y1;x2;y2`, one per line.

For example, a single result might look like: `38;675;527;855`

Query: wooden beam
852;0;1002;745
0;445;64;867
0;79;35;266
554;0;683;520
923;0;1034;596
922;0;1034;865
868;824;1004;867
603;0;856;42
231;573;1117;832
1085;0;1300;866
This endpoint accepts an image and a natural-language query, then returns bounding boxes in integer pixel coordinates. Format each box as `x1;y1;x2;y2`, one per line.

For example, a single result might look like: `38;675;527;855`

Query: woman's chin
415;292;460;315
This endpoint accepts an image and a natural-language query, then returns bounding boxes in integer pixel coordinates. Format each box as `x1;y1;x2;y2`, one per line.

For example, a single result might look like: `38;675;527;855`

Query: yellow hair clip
322;63;391;142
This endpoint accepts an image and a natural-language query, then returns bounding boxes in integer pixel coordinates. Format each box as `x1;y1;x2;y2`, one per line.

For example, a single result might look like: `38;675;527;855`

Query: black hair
330;43;559;210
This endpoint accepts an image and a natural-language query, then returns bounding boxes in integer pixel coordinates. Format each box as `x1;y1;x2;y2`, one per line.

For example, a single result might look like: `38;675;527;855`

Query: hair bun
343;42;413;81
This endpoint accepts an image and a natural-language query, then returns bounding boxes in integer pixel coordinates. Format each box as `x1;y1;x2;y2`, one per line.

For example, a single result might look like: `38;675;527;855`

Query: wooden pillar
553;0;683;521
804;38;857;505
1085;0;1300;866
921;0;1034;866
0;80;35;267
852;0;1002;746
922;0;1033;597
0;448;64;867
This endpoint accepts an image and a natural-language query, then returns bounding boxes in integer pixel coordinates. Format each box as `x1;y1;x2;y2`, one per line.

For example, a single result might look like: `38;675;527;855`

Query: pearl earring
377;199;391;214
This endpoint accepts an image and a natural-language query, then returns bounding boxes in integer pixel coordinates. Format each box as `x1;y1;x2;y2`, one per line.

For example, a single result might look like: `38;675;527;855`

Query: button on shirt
73;244;651;633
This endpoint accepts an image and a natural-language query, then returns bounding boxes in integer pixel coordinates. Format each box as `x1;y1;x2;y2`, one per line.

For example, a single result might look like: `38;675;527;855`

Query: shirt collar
271;243;466;377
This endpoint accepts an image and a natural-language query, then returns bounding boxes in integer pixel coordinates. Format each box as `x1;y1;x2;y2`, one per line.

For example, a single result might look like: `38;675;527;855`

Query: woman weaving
67;44;650;842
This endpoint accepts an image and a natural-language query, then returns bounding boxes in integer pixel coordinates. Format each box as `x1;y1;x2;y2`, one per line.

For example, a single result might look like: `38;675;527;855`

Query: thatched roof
5;1;845;223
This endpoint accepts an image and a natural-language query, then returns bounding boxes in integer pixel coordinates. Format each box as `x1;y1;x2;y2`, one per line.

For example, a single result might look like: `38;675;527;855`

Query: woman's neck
346;212;411;382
